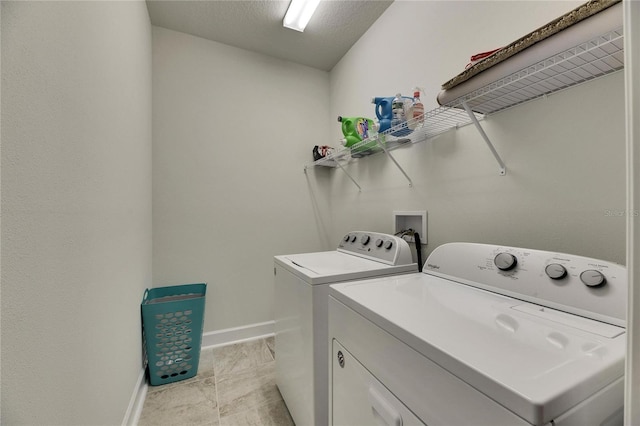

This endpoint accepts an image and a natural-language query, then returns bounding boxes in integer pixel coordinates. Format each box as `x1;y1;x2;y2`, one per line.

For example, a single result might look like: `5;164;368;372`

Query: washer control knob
545;263;567;280
580;270;606;287
343;235;350;242
384;241;393;250
375;239;384;248
494;253;517;271
350;235;357;243
361;235;370;245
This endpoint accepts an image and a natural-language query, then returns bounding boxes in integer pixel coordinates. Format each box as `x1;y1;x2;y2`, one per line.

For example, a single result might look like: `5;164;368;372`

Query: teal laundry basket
141;283;207;386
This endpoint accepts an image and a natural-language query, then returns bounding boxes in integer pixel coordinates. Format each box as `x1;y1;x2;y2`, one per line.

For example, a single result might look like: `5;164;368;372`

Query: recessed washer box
393;211;427;244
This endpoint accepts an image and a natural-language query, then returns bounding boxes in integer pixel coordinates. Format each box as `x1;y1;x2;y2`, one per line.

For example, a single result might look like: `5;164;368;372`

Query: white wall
322;0;626;265
1;0;627;423
1;1;152;424
152;27;331;332
625;0;640;422
152;1;627;340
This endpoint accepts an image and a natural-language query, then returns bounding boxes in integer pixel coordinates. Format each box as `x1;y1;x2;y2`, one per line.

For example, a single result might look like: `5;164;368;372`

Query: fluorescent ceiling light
283;0;321;32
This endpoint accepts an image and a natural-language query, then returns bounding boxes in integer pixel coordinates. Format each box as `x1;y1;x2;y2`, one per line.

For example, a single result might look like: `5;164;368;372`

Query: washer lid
329;274;626;425
274;251;417;285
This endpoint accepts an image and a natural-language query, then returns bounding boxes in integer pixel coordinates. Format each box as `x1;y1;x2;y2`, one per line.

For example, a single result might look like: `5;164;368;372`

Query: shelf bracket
333;158;362;191
461;101;506;176
376;137;413;187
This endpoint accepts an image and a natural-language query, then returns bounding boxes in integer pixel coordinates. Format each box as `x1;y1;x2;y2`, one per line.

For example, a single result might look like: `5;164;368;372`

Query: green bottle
337;116;381;158
337;116;376;147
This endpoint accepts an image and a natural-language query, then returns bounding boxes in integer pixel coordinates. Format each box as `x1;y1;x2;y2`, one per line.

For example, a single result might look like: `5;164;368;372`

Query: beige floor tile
219;398;294;426
216;362;281;417
139;376;219;426
212;339;273;376
139;337;289;426
198;347;216;378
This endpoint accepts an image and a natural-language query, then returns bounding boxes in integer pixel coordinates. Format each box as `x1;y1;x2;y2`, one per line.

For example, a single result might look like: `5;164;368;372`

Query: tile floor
138;337;295;426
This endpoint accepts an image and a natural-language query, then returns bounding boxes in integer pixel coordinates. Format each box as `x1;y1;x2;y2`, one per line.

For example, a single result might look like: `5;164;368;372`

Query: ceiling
145;0;394;71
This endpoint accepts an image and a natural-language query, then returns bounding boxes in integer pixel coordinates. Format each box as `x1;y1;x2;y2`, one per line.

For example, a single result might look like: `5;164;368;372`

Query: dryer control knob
384;241;393;250
580;270;606;287
350;235;357;243
494;253;517;271
361;235;370;245
343;235;350;242
545;263;567;280
375;239;384;248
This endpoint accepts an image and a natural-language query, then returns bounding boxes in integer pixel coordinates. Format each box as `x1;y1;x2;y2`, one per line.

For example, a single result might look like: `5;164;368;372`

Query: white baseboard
122;368;148;426
201;320;274;349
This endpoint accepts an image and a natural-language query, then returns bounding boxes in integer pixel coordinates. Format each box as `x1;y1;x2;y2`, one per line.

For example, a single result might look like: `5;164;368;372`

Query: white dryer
329;242;627;426
274;231;418;426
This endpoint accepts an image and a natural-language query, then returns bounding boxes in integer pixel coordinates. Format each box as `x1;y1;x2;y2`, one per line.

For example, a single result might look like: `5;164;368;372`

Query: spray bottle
412;87;424;128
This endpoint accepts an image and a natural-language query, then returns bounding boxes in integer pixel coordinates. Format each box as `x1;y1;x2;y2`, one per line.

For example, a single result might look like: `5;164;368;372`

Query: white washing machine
328;242;627;426
274;231;418;426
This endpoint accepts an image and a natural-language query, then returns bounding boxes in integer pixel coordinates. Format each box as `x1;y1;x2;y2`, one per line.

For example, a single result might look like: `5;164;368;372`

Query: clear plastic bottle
412;88;424;125
391;93;406;129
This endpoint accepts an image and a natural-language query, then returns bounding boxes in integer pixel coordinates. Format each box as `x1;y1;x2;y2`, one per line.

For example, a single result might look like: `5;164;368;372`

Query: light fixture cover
283;0;321;32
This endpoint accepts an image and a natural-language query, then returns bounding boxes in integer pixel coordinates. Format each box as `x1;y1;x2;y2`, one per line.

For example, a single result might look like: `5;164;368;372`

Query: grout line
212;347;222;426
263;337;274;362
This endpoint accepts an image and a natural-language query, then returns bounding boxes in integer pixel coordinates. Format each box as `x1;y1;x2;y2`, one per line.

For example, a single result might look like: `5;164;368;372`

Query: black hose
414;232;423;272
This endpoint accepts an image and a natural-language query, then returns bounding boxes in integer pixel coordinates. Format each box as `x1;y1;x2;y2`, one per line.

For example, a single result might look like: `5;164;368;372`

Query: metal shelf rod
376;137;413;187
333;159;362;191
461;101;506;176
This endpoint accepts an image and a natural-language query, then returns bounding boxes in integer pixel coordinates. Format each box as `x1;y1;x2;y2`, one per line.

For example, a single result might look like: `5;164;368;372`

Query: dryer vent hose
396;229;423;272
414;232;422;272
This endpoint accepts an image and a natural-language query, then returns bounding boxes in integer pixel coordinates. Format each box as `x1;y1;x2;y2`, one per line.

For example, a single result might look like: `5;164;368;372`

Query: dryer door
331;339;424;426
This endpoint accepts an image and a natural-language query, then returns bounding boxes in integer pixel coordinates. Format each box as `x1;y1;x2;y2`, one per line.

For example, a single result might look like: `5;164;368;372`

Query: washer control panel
338;231;413;266
424;243;627;326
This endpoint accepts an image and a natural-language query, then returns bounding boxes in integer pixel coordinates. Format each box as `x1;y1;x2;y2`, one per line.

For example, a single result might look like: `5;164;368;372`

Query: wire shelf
306;26;624;187
448;27;624;114
306;106;482;169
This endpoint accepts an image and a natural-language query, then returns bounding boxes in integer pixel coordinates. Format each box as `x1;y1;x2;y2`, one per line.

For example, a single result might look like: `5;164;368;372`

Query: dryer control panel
423;242;627;327
337;231;413;266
